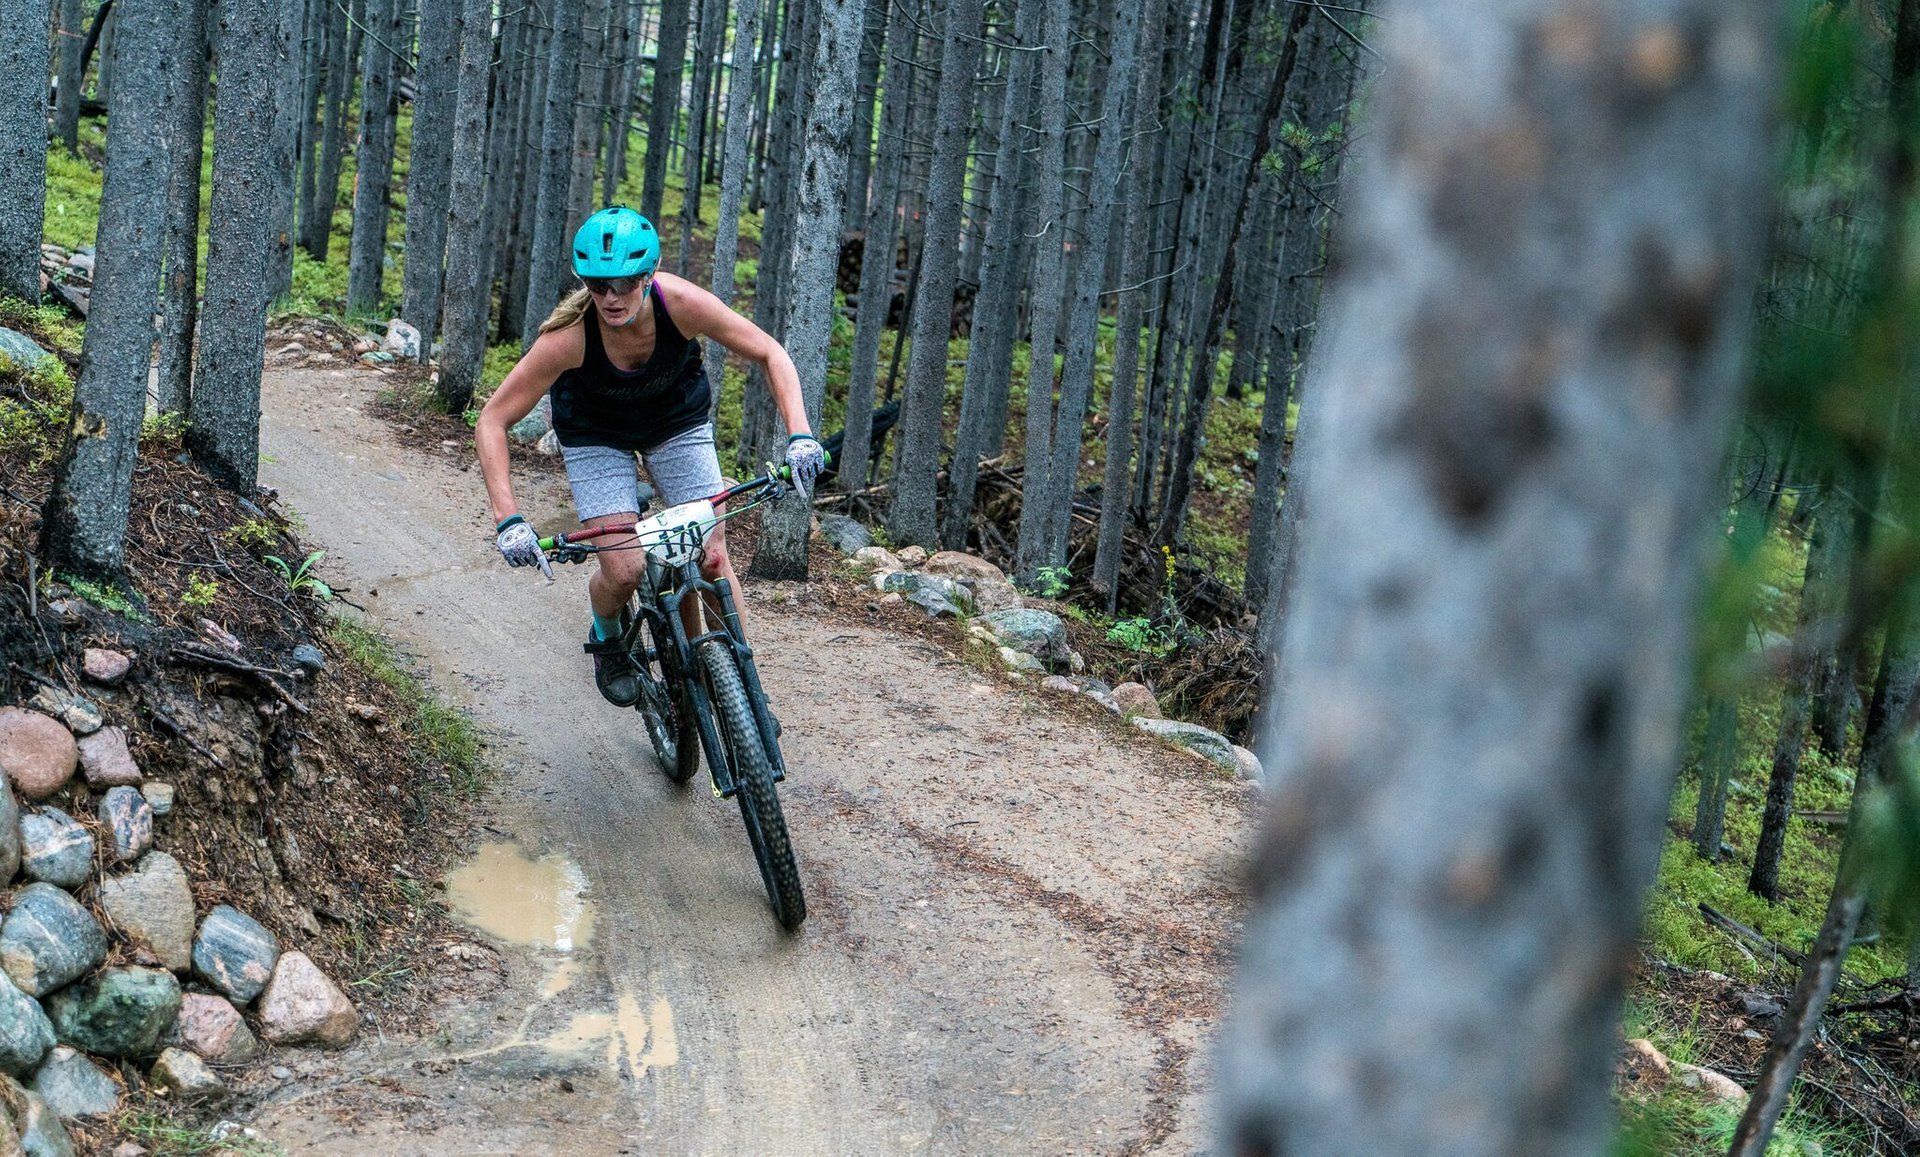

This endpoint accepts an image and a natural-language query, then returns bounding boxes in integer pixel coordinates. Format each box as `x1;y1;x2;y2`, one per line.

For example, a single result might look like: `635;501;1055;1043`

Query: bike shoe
585;631;641;707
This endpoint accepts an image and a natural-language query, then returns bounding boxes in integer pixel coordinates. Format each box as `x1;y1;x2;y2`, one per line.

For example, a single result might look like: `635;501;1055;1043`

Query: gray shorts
561;423;725;520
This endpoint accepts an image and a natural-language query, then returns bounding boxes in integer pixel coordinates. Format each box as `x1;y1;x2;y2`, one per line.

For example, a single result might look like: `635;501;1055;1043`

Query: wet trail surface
247;362;1253;1154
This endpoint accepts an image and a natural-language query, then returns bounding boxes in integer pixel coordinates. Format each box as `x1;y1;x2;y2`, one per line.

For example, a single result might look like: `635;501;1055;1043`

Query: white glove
495;516;553;580
786;435;826;496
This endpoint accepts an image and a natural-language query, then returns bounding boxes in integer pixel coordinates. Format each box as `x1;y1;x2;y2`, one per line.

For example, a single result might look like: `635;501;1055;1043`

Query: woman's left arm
662;273;813;439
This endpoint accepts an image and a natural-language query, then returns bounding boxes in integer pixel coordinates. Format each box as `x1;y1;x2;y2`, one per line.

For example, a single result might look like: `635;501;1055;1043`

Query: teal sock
592;611;623;641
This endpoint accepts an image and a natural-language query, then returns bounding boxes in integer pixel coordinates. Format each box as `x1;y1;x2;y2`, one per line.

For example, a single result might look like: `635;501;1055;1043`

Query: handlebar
535;451;832;553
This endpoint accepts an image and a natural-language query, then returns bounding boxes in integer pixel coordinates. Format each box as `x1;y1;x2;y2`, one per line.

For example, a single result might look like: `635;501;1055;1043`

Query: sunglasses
581;274;648;297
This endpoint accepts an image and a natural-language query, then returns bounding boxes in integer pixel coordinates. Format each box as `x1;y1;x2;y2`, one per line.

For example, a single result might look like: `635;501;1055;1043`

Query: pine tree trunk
154;0;207;417
403;0;461;350
521;0;583;342
304;0;356;259
42;0;180;583
678;0;727;268
501;9;550;341
884;0;984;548
347;0;403;316
749;0;862;580
840;0;916;496
1223;5;1775;1150
704;0;763;403
641;0;693;220
191;0;297;494
1009;0;1072;582
481;4;525;323
265;0;304;300
435;0;495;412
603;0;639;206
53;0;85;153
565;0;609;236
295;0;327;260
0;0;50;303
843;0;886;229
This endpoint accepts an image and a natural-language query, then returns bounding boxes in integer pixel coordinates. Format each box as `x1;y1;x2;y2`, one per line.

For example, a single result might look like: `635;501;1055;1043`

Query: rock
25;691;99;738
0;782;17;884
0;885;107;997
878;572;974;613
1041;675;1077;694
923;551;1024;612
75;728;140;788
879;592;904;607
0;329;54;374
382;319;422;359
191;906;280;1005
63;252;92;277
508;408;550;443
268;342;306;363
111;1145;147;1157
256;952;358;1047
1672;1062;1747;1107
998;647;1045;675
290;644;326;676
1086;690;1121;714
98;853;195;973
1110;682;1163;719
138;784;174;818
535;428;562;456
96;788;153;863
1732;991;1783;1020
80;650;130;687
30;1048;118;1119
0;1074;75;1157
851;546;904;572
18;810;91;890
978;609;1071;670
43;967;181;1057
1132;718;1239;771
0;712;78;803
148;1048;225;1103
817;514;872;555
906;587;964;618
0;974;54;1076
1230;744;1264;782
196;620;244;654
896;545;929;568
165;993;259;1064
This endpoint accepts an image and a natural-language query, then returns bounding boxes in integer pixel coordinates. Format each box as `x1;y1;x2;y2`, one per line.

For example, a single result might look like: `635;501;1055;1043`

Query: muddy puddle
444;841;596;954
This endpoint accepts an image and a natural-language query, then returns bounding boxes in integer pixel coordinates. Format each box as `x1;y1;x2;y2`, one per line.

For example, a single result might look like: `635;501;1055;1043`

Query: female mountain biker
475;206;825;706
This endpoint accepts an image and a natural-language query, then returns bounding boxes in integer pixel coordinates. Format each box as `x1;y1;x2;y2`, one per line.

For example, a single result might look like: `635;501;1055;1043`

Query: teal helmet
572;207;658;278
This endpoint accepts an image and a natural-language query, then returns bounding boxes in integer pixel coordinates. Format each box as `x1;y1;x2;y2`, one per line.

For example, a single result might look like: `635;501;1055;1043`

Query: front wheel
697;638;805;931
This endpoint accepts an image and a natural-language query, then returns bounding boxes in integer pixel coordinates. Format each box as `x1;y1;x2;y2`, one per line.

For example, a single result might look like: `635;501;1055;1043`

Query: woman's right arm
475;328;583;524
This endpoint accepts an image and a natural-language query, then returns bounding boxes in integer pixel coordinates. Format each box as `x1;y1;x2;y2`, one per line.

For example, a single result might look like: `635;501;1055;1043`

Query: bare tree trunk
641;0;693;220
42;0;180;583
566;0;610;238
435;0;495;412
304;0;357;259
704;0;763;400
603;0;639;207
677;0;726;267
403;0;461;350
843;0;886;229
53;0;85;153
521;0;583;343
347;0;402;316
500;8;549;340
749;0;862;580
154;0;207;417
885;0;984;548
192;0;299;493
1220;4;1776;1153
294;0;327;261
0;0;50;303
266;0;305;300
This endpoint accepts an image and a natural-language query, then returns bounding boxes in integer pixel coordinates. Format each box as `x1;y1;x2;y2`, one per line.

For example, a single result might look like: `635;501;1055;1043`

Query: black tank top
549;290;712;452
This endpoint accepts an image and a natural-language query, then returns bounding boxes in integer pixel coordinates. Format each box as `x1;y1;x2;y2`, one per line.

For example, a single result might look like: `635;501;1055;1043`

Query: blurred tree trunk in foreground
1219;2;1777;1152
0;0;50;303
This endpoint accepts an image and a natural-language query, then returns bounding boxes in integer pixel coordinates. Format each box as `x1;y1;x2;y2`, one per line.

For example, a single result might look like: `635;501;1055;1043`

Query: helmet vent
601;233;614;254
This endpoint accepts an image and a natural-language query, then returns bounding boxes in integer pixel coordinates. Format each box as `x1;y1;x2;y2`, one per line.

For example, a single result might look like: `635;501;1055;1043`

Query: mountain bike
540;463;817;932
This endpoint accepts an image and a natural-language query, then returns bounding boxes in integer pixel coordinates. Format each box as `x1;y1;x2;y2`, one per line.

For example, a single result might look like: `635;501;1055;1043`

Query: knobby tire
697;638;806;931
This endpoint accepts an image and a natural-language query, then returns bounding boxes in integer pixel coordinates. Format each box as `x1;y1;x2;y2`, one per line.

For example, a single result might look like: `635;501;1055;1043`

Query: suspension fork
669;561;787;784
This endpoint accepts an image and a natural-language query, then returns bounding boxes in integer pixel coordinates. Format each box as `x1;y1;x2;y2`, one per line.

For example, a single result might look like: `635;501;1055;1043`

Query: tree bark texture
191;0;296;493
704;0;763;398
885;0;984;548
0;0;51;303
678;0;726;266
43;0;179;583
403;0;462;348
1219;4;1777;1154
522;0;584;343
155;0;207;417
347;0;402;316
53;0;85;152
265;0;304;300
303;0;356;259
843;0;886;229
434;0;496;412
642;0;693;220
749;0;862;580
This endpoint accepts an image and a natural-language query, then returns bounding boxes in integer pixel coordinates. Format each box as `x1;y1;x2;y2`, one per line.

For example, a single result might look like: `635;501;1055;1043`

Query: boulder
79;650;130;687
43;967;182;1057
896;545;929;568
0;711;78;801
290;644;326;677
96;788;152;863
191;906;279;1005
507;409;551;443
978;609;1071;670
256;952;358;1047
851;546;904;572
998;647;1045;675
148;1048;224;1104
1230;745;1264;782
18;811;92;891
24;692;98;738
382;319;421;359
1132;718;1238;771
1085;690;1121;714
1672;1062;1747;1107
0;974;54;1076
0;885;107;997
98;853;195;973
0;329;54;374
923;552;1024;612
75;728;140;788
878;572;974;614
1041;675;1077;694
1110;682;1163;719
0;1074;75;1157
165;993;259;1064
817;514;872;555
29;1048;118;1120
138;784;174;818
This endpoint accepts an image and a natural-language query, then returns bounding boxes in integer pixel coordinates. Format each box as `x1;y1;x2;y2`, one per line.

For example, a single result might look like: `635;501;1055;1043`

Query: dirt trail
246;361;1252;1154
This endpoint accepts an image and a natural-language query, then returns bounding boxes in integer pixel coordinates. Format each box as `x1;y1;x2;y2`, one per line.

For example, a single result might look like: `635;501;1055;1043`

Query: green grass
115;1110;282;1156
329;619;487;796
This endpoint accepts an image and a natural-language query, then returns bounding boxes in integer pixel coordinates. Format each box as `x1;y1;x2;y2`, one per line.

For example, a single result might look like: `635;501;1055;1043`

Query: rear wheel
697;638;805;931
632;604;698;783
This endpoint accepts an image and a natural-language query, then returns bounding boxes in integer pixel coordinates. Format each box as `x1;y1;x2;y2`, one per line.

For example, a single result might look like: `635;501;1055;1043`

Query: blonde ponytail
538;288;594;335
